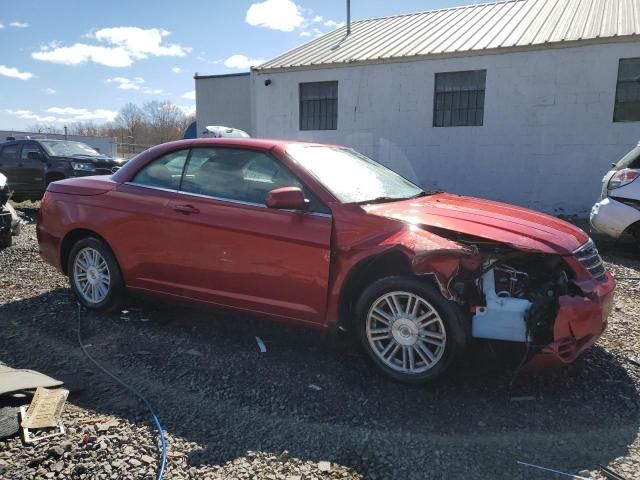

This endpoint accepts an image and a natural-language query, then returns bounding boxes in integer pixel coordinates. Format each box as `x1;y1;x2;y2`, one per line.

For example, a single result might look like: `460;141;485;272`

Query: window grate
614;58;640;122
433;70;486;127
299;81;338;131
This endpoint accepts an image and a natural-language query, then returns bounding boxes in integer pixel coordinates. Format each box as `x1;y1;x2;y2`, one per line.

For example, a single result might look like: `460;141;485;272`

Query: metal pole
347;0;351;34
64;125;67;139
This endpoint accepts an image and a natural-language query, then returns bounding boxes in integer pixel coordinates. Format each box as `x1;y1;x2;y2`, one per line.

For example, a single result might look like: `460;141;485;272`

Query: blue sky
0;0;473;131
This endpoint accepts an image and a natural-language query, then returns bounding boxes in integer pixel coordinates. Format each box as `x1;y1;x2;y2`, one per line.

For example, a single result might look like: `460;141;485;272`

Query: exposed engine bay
444;235;588;348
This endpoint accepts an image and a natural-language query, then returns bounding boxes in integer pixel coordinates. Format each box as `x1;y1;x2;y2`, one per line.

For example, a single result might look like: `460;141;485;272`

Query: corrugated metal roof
255;0;640;71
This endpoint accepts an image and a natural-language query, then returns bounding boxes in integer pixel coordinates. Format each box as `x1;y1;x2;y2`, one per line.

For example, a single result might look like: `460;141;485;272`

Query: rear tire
68;237;125;312
355;276;467;384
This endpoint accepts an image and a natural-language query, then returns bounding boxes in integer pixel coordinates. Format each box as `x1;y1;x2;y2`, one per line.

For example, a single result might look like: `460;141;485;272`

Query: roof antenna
347;0;351;35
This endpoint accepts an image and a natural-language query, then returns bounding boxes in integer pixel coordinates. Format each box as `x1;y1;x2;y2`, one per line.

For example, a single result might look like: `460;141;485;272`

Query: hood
363;193;589;255
51;154;124;165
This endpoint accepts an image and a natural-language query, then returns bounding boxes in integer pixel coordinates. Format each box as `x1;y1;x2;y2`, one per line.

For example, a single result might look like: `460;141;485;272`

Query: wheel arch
45;171;66;185
60;228;113;275
337;249;439;332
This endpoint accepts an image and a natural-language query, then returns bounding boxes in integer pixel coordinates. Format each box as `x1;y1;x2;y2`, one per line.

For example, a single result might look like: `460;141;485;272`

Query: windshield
286;145;423;203
613;144;640;171
40;140;101;157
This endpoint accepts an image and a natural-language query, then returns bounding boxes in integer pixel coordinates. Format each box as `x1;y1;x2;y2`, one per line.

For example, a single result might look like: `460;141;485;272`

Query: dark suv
0;138;125;201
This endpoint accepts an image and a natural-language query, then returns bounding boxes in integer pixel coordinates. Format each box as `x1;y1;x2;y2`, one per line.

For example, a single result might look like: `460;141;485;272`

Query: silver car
590;142;640;244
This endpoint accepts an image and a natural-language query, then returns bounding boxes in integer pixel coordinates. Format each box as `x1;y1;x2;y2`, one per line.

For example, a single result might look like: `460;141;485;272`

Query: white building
195;72;252;136
198;0;640;215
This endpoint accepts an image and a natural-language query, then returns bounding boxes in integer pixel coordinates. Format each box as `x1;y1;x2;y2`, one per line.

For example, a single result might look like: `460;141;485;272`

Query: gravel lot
1;206;639;480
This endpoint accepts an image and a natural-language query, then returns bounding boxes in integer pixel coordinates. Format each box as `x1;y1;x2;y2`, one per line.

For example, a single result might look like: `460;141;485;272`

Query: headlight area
71;162;97;173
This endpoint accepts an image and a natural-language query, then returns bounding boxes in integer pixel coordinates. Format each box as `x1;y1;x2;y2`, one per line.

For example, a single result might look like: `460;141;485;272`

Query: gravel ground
1;206;639;480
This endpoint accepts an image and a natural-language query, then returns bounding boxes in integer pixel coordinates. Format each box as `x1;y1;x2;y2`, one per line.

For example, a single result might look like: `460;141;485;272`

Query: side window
614;58;640;122
21;143;42;160
130;149;189;190
181;147;329;213
1;145;19;160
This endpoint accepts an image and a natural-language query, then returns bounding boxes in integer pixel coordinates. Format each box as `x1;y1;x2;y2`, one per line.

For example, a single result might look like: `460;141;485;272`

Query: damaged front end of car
419;229;614;370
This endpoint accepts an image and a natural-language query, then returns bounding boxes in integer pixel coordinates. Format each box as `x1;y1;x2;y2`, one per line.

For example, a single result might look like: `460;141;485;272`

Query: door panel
19;143;46;198
163;195;332;324
0;144;20;193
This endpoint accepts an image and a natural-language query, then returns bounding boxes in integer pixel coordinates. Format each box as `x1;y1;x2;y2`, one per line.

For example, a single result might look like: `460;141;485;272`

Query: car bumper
525;272;615;371
590;197;640;239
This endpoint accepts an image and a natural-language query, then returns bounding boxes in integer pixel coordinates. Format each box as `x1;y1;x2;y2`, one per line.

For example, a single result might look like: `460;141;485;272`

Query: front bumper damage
525;272;614;370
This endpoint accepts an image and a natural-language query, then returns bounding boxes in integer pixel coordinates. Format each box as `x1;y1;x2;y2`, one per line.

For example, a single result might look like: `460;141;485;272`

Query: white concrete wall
196;73;252;136
252;42;640;215
0;131;117;157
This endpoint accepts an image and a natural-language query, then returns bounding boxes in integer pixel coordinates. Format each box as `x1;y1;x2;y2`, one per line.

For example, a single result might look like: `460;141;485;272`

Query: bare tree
115;103;146;143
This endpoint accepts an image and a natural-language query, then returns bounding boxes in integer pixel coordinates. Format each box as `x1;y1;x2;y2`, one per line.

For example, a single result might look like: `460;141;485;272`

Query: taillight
608;169;639;190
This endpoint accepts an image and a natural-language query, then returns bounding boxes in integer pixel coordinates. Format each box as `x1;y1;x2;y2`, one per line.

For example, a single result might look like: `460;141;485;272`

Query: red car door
162;146;332;325
103;148;191;291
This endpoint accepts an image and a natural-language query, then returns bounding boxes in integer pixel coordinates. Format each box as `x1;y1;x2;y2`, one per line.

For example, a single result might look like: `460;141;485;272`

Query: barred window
433;70;486;127
614;58;640;122
299;81;338;131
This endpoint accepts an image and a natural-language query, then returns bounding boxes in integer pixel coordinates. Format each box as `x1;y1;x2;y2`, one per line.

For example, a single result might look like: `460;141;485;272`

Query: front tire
356;276;467;384
68;237;125;312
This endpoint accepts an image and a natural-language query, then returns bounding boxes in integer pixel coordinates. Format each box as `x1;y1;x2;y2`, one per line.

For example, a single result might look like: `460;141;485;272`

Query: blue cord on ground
76;304;167;480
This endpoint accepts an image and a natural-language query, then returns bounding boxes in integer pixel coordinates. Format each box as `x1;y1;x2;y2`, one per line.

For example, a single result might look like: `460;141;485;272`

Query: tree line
28;101;195;156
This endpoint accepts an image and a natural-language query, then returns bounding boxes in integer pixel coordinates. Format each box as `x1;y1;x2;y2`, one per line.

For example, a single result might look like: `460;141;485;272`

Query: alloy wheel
73;247;111;305
366;291;446;374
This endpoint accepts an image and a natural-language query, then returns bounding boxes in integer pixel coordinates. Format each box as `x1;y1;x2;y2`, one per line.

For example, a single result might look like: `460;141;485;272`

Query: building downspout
347;0;351;35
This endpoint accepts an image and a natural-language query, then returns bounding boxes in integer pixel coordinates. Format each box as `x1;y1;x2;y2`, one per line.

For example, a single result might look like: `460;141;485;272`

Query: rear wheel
68;237;125;311
356;276;466;384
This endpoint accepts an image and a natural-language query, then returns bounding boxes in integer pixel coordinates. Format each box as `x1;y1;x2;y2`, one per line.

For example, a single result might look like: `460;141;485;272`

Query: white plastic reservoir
472;269;532;342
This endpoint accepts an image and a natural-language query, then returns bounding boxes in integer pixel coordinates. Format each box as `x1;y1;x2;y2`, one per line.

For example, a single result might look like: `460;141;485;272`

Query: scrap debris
599;464;629;480
21;387;69;429
517;461;591;479
255;336;267;353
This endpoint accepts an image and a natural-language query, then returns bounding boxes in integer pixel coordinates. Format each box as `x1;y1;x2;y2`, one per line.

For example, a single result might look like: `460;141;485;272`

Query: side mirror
27;151;44;161
265;187;309;211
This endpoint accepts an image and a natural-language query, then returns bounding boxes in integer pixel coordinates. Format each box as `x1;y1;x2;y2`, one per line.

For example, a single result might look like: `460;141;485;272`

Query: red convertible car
37;138;615;383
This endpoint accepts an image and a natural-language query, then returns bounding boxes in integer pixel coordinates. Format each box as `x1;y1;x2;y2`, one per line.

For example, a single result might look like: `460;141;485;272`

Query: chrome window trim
124;182;332;218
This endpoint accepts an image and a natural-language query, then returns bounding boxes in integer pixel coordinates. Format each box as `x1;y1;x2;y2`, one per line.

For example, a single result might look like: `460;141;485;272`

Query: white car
201;126;250;139
590;142;640;244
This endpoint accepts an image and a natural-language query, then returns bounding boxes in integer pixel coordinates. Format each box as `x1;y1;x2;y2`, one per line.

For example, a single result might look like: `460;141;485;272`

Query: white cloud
0;23;4;29
177;104;196;116
0;65;33;80
171;67;182;73
141;87;163;95
246;0;304;32
300;31;311;37
311;15;323;23
33;43;134;67
92;27;190;58
106;76;145;90
224;54;264;70
106;76;163;94
182;90;195;100
46;107;118;122
6;109;58;122
9;21;29;28
32;27;190;68
324;20;345;28
43;88;57;94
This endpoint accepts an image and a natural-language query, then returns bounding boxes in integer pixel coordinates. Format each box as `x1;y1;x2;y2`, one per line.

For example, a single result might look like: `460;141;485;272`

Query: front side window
614;58;640;122
299;81;338;131
286;145;423;204
21;143;42;160
1;145;19;159
181;147;328;212
130;149;189;190
434;70;486;127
